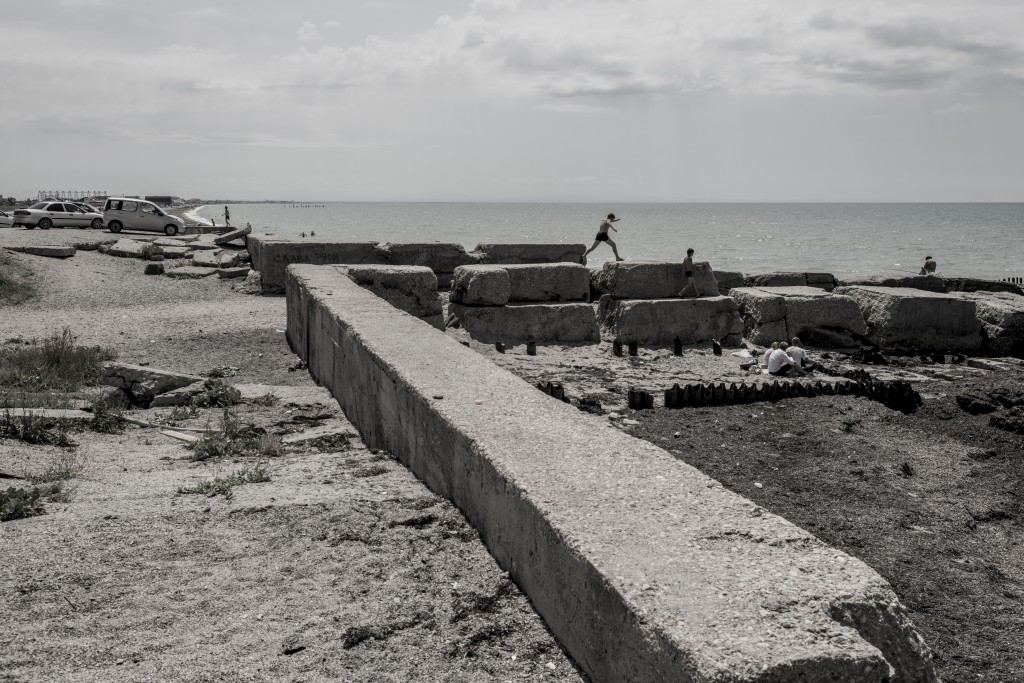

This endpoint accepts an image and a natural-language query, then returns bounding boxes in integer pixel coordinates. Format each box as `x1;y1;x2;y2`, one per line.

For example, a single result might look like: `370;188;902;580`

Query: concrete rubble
955;291;1024;357
597;295;745;346
217;267;251;279
101;362;204;401
165;266;218;279
593;260;719;299
730;286;869;347
8;245;76;259
744;272;839;291
835;285;983;353
107;239;151;259
213;224;253;245
471;243;586;264
285;263;940;683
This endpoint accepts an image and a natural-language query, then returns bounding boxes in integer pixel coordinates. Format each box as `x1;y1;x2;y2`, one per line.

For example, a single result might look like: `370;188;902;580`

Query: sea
190;203;1024;281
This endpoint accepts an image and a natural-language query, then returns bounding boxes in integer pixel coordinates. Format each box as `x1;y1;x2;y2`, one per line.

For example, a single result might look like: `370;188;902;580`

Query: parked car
11;202;105;229
0;210;13;228
104;197;185;236
71;201;102;214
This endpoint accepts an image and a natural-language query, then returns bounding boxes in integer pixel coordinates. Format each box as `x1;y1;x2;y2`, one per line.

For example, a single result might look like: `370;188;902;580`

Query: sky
1;0;1023;202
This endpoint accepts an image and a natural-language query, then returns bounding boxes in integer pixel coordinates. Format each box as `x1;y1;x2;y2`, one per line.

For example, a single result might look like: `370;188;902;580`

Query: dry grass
177;462;271;498
0;328;115;394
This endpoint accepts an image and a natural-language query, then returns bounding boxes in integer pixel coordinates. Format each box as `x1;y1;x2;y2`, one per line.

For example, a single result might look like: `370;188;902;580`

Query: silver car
11;202;105;229
104;197;185;236
0;210;13;228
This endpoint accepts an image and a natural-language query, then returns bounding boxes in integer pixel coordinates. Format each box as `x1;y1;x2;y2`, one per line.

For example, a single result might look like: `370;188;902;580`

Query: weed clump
191;378;242;409
1;484;61;522
0;408;77;448
0;328;115;394
177;463;270;499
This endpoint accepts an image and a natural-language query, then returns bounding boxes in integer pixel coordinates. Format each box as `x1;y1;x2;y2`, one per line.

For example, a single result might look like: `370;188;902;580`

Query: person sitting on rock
679;248;698;297
761;342;779;368
787;337;819;373
920;255;937;276
768;342;798;376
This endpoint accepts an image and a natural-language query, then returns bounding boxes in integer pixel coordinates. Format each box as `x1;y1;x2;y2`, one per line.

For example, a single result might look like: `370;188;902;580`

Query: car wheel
91;218;104;229
108;220;123;233
39;217;53;230
164;224;179;237
25;225;36;230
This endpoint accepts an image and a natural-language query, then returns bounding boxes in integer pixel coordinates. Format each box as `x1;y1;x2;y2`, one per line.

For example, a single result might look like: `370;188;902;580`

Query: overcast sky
2;0;1023;202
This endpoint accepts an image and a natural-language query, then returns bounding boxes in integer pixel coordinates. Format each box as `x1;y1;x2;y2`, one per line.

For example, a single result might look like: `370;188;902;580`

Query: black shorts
769;366;792;376
685;271;693;277
595;232;609;242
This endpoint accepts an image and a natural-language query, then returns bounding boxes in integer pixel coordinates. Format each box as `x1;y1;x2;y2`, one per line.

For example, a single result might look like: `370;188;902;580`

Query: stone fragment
280;422;356;445
160;246;192;259
144;262;165;275
217;267;251;279
107;239;149;258
101;362;204;396
954;291;1024;358
472;243;586;264
165;266;218;279
744;272;808;288
448;302;599;343
834;285;982;353
153;237;194;248
10;245;76;259
214;224;253;245
191;249;223;268
150;381;207;407
713;270;745;294
593;260;719;299
450;265;511;306
339;264;443;324
597;295;744;346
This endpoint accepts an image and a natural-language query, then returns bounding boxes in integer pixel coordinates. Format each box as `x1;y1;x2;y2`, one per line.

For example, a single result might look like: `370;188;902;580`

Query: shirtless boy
583;213;623;264
679;247;698;297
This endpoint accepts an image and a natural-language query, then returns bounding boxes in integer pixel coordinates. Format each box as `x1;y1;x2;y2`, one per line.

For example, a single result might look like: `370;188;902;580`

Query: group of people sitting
760;337;819;376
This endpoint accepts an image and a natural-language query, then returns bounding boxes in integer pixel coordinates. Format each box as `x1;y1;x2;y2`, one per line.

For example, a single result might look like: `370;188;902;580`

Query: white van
104;198;186;236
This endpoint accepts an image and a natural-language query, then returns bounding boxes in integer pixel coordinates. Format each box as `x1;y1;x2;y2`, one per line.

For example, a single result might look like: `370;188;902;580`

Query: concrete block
339;264;444;324
504;263;590;302
713;270;745;294
247;235;380;293
149;381;206;407
107;239;149;259
448;302;599;343
955;291;1024;358
191;249;223;268
102;362;204;396
835;285;983;353
10;245;75;259
472;243;586;264
214;224;252;245
597;295;744;346
160;246;192;259
805;272;839;291
217;267;251;279
593;260;718;299
285;263;939;683
165;266;218;279
374;242;478;273
732;286;868;347
450;265;511;306
745;272;808;288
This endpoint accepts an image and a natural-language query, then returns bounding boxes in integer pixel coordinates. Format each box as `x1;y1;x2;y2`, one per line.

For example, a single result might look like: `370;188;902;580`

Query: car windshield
29;202;48;209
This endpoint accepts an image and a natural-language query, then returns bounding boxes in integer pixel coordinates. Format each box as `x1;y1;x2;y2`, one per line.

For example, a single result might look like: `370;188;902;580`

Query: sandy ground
0;229;587;682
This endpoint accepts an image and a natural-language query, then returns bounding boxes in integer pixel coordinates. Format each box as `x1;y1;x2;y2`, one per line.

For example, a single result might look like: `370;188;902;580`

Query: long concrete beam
285;264;938;683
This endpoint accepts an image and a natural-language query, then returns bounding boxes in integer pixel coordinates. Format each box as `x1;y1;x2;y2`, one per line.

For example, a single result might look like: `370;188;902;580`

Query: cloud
297;21;320;43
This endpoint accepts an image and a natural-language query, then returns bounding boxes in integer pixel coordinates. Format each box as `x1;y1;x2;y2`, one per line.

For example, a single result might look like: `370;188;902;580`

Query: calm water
195;203;1024;280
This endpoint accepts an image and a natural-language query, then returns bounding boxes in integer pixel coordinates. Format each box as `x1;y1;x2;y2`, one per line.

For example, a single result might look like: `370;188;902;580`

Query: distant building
145;196;174;206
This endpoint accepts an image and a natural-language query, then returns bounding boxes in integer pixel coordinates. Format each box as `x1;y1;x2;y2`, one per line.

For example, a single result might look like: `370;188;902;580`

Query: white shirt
762;348;774;367
768;348;794;373
788;346;808;366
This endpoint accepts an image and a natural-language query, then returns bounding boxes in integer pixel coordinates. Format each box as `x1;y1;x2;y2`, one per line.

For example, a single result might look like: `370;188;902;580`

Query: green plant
0;408;77;448
0;328;115;393
177;463;271;498
25;449;85;484
257;432;282;457
88;399;125;434
1;484;61;522
251;391;279;407
190;378;242;408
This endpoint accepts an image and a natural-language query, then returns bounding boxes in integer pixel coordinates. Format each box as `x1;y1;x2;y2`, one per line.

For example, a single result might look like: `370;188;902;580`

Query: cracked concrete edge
285;263;940;683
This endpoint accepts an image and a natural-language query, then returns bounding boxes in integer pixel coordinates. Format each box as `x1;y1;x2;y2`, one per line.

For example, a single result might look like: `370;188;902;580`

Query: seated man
761;342;779;368
787;337;819;373
767;342;798;376
920;255;937;276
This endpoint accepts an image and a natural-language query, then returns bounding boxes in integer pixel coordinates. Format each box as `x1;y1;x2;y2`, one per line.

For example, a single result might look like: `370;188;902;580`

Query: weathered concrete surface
593;260;719;299
597;295;744;346
448;302;599;343
285;264;938;683
159;246;192;259
955;291;1024;357
9;245;76;259
213;224;253;245
191;249;223;268
107;239;149;259
840;275;1023;297
451;263;590;305
835;285;983;353
101;362;204;397
217;267;251;279
730;286;869;347
374;242;477;273
234;383;338;407
472;243;586;265
247;235;380;293
450;265;512;306
713;270;745;294
149;381;206;407
165;266;218;279
339;264;444;329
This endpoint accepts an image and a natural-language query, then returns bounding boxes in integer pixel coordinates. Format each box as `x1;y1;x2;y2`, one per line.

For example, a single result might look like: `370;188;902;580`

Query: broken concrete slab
9;245;76;259
233;383;339;407
165;266;218;279
149;381;207;407
339;264;443;326
246;235;380;293
213;224;253;245
955;291;1024;358
191;249;223;268
159;246;192;259
744;272;809;288
713;270;745;294
471;243;586;265
730;286;869;347
840;275;1023;296
0;408;94;421
504;263;590;302
217;267;251;279
101;362;205;397
448;302;600;343
280;421;357;445
107;239;149;258
450;265;512;306
373;242;478;273
286;263;939;683
597;295;744;346
835;285;983;353
593;260;719;299
153;237;195;248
